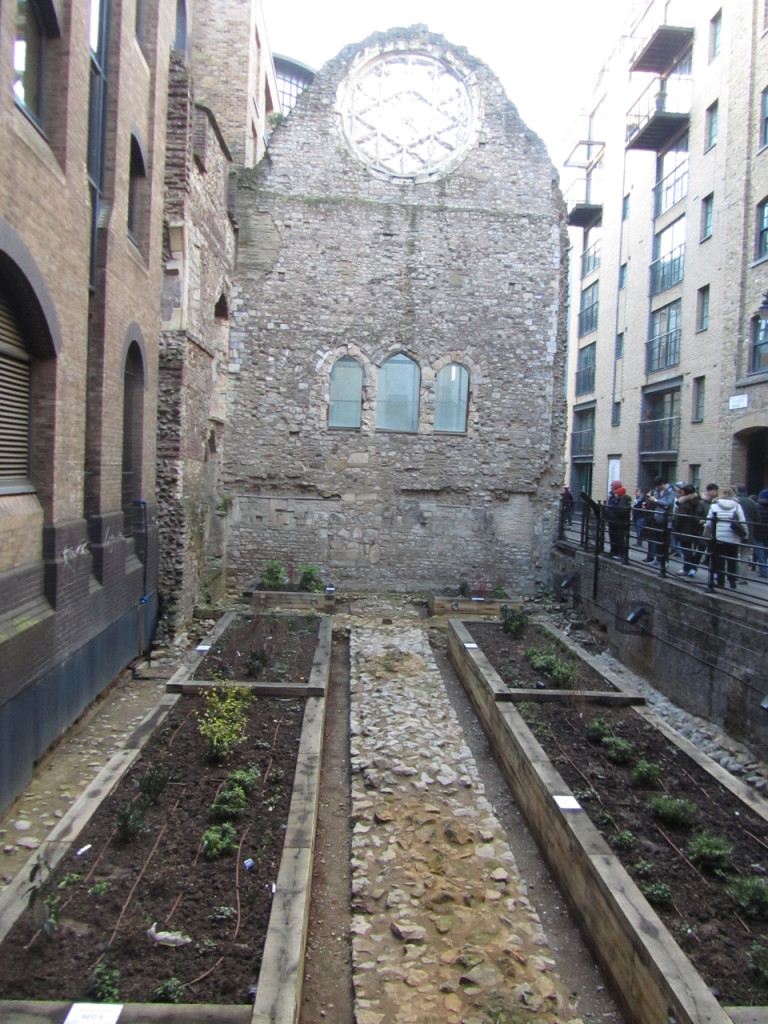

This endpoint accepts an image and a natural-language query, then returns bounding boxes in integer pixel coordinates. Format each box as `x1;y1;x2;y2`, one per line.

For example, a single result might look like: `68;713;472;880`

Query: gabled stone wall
224;28;568;594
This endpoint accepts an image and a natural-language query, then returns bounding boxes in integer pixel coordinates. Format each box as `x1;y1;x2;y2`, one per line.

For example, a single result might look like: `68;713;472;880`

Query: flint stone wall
224;28;568;593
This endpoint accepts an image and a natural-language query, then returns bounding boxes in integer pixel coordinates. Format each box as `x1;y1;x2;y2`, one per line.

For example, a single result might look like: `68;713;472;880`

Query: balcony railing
575;363;596;396
653;160;688;218
650;243;685;295
639;415;680;453
628;0;696;74
571;427;595;457
581;239;601;278
564;177;604;228
578;301;599;337
626;75;692;150
646;328;681;373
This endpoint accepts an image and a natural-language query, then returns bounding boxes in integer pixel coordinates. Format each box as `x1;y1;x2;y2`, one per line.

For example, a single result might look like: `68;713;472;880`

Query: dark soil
468;620;768;1008
467;619;616;691
194;613;319;682
0;615;321;1007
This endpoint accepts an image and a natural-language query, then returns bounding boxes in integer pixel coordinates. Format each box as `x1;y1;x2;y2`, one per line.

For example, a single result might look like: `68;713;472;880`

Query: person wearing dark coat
755;489;768;579
673;485;706;577
605;482;631;559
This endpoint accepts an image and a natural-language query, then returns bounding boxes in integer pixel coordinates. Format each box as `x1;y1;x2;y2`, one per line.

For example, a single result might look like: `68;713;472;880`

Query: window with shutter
0;292;31;485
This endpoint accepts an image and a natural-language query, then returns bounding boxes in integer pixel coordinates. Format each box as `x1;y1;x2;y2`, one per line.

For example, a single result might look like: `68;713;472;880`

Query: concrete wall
223;27;568;595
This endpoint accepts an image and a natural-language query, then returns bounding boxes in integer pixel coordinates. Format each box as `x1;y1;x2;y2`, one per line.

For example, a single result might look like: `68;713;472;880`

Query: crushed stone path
347;618;582;1024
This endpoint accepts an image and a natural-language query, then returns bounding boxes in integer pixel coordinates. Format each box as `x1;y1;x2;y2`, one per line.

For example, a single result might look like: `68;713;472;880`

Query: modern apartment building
564;0;768;500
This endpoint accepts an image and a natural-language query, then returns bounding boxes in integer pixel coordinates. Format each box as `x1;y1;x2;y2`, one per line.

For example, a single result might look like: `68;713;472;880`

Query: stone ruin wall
222;29;568;595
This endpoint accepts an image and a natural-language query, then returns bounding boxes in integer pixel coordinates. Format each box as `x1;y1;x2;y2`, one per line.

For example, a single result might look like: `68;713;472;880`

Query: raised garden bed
0;613;333;1024
448;617;768;1024
427;591;519;618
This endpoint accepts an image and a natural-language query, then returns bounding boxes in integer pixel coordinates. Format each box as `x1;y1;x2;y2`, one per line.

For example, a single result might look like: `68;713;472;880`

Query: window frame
434;362;469;434
692;376;705;422
704;101;719;151
701;193;714;240
751;317;768;374
328;355;363;429
578;281;599;337
0;291;33;491
696;285;710;332
575;342;596;396
757;198;768;260
709;10;722;62
375;353;420;433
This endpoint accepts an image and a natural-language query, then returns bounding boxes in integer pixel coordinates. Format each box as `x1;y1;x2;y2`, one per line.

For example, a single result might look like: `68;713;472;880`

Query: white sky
262;0;633;166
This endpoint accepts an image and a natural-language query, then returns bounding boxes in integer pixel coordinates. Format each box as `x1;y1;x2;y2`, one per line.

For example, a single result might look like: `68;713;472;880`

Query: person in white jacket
706;485;748;590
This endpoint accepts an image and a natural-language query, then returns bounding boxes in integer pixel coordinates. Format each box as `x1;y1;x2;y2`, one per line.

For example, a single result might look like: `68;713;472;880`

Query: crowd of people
562;478;768;591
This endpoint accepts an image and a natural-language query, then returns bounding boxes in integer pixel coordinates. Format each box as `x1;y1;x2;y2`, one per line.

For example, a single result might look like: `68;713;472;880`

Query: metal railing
639;415;680;453
578;300;599;337
571;428;594;457
646;328;681;373
581;239;602;278
653;161;688;218
650;243;685;294
626;75;693;144
575;363;596;396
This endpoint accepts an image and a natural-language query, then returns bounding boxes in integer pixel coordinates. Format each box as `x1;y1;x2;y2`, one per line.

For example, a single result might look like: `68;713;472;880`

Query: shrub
648;795;699;828
260;559;288;590
136;763;170;803
245;648;269;679
297;564;323;592
642;881;673;907
631;759;662;788
226;766;261;794
458;580;472;598
585;718;611;744
197;687;252;760
687;830;734;874
115;801;145;843
728;876;768;920
633;858;655;879
748;939;768;984
609;829;636;851
601;736;634;764
209;784;248;822
88;964;121;1002
153;977;187;1004
500;605;529;639
201;823;238;860
524;645;577;688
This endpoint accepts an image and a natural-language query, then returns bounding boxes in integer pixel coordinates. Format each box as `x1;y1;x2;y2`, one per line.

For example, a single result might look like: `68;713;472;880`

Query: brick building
564;0;768;499
223;27;569;595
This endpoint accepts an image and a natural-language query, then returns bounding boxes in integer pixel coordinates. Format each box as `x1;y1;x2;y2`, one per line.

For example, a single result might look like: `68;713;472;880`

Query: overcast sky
262;0;633;165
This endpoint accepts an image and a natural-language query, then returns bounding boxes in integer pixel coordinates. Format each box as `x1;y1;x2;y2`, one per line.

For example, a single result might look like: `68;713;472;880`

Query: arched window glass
122;342;144;528
435;363;469;433
0;290;31;486
127;135;146;242
13;0;44;121
174;0;187;51
329;356;363;428
376;353;419;432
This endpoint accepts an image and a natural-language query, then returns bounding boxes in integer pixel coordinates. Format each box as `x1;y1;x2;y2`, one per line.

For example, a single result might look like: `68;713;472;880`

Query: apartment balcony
571;428;595;457
646;329;681;373
650;243;685;295
628;0;695;73
639;415;680;455
653;160;688;218
565;177;603;229
575;364;596;396
578;301;599;338
626;75;692;151
581;239;601;278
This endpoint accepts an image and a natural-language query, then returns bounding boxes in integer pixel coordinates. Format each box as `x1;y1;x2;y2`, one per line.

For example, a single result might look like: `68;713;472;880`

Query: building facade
222;27;569;595
565;0;768;500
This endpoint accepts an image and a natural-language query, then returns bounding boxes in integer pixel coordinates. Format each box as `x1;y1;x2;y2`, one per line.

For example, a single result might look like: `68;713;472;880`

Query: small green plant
260;559;288;590
609;829;636;851
631;759;662;788
89;880;111;897
592;809;614;829
492;584;507;599
585;718;611;744
633;858;655;879
115;800;145;842
648;795;699;828
458;580;473;598
88;964;121;1002
675;921;697;951
500;605;529;639
297;564;323;592
201;823;238;860
153;977;187;1003
687;830;734;874
209;784;248;822
136;763;171;803
226;766;261;793
525;645;577;688
642;881;673;907
727;876;768;920
210;904;237;921
748;939;768;984
601;736;635;764
57;872;82;890
196;686;252;760
245;648;269;679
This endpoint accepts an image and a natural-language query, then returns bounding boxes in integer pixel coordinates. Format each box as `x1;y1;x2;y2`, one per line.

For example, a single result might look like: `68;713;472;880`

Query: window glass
758;199;768;259
648;299;681;372
752;318;768;373
578;282;599;337
575;343;595;396
434;363;469;433
701;193;714;239
709;11;721;61
376;354;419;432
127;135;146;241
13;0;43;120
0;291;31;484
705;101;718;150
692;376;705;421
329;356;363;428
697;286;710;331
122;342;144;522
619;263;627;289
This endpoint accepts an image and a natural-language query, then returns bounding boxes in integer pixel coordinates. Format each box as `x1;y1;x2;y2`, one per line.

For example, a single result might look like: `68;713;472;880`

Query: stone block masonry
223;27;568;595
